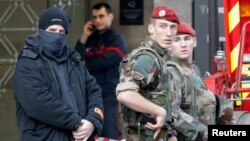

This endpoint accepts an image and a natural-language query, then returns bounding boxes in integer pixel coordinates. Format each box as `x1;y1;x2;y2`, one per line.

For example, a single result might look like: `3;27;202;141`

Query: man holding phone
75;2;128;140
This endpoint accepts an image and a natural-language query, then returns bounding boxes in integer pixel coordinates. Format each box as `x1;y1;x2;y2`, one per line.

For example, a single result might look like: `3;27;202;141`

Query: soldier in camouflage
167;22;234;141
116;6;180;141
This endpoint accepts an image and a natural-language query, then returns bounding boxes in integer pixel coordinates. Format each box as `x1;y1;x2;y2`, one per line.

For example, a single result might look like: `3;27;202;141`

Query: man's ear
193;37;197;48
109;13;114;21
148;24;154;34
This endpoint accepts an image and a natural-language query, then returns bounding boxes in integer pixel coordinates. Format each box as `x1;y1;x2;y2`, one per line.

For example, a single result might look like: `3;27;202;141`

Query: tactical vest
119;43;172;138
167;61;217;125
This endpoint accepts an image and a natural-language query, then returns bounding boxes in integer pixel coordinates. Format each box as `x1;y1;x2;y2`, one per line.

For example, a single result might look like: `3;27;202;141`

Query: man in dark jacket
12;6;103;141
75;2;127;140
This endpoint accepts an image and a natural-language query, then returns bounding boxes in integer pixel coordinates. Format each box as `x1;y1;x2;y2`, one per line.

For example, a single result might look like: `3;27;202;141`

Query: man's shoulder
120;48;160;77
166;61;185;79
128;46;159;62
19;47;39;59
133;54;156;65
109;27;125;38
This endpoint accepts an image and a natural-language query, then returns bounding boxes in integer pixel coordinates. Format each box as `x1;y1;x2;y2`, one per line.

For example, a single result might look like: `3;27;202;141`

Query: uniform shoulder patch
94;107;104;119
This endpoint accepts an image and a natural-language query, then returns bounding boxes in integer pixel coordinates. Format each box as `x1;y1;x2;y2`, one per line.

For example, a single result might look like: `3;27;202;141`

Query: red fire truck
204;0;250;111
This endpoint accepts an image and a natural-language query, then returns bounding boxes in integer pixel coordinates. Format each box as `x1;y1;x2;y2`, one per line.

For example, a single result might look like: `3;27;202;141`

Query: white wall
155;0;193;24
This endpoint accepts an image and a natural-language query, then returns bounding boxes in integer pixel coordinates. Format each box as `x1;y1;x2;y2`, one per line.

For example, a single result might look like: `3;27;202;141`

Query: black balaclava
37;6;71;57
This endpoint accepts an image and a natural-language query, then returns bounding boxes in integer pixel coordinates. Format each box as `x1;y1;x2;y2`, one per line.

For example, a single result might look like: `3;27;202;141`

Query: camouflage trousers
177;134;194;141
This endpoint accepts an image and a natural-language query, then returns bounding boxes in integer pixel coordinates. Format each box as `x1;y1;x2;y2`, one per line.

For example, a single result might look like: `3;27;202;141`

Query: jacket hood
24;34;41;53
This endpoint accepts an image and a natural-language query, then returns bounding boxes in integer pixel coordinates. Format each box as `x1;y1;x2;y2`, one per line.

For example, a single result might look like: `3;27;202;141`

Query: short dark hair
92;2;112;14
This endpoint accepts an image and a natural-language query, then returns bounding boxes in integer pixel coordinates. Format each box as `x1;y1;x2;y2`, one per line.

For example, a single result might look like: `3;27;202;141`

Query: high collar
143;36;168;57
171;56;191;67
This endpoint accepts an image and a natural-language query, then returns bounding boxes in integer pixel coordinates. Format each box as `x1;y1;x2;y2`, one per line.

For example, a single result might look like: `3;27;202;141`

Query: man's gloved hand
219;107;234;124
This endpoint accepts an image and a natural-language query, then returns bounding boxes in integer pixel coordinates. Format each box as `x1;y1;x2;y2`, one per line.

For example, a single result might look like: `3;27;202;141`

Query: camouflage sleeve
116;54;159;94
172;108;208;140
168;71;208;140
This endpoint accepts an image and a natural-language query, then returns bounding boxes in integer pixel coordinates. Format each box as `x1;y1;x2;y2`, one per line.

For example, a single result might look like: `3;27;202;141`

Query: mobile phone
90;24;96;31
87;21;96;32
89;21;96;31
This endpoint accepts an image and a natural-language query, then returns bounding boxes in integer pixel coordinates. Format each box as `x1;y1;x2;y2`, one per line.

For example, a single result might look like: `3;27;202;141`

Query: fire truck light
243;54;250;62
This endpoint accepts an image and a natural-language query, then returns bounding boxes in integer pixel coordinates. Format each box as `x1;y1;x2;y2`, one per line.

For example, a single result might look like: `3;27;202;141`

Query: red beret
151;5;180;24
177;22;196;36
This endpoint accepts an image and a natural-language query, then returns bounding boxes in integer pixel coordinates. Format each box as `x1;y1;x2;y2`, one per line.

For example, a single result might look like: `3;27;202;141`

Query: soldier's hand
168;136;178;141
154;128;161;139
144;108;166;139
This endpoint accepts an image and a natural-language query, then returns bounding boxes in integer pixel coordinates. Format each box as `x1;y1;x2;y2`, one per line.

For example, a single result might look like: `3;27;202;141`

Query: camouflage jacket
116;37;172;139
167;57;234;141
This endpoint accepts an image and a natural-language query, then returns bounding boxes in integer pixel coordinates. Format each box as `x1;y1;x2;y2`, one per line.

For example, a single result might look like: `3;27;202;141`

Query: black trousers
100;98;121;139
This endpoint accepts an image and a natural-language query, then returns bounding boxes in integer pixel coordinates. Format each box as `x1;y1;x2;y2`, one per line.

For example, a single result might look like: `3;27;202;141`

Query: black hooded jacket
12;35;103;141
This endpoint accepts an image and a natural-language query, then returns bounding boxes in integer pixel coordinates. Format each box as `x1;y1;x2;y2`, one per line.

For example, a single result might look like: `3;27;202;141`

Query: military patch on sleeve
94;107;104;119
